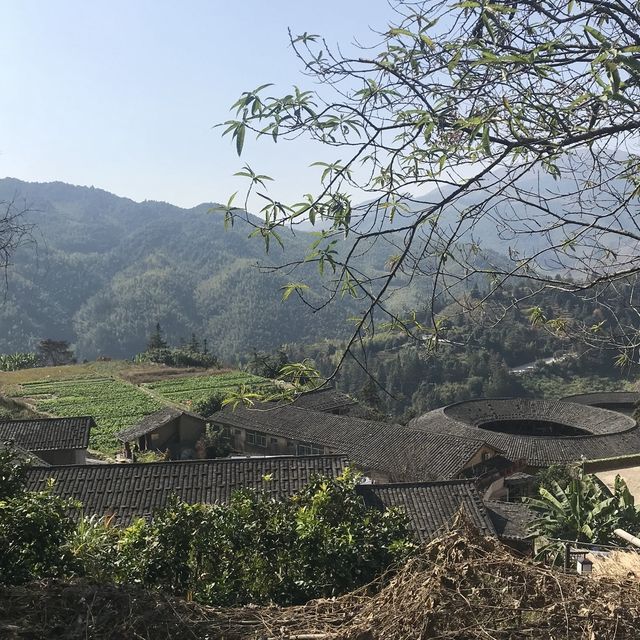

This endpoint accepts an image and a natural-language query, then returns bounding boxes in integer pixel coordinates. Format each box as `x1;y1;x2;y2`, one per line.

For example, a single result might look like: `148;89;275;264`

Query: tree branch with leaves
221;0;640;382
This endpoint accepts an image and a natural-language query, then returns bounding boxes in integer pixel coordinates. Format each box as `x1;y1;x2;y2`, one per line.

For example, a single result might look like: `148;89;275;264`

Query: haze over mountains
0;178;379;361
1;173;610;363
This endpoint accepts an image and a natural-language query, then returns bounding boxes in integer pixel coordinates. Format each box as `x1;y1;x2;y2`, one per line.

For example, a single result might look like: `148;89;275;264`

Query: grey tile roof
357;480;497;541
408;399;640;467
0;417;92;452
1;442;51;467
116;407;204;442
288;388;357;413
561;392;640;409
24;455;349;524
213;405;497;480
485;500;535;541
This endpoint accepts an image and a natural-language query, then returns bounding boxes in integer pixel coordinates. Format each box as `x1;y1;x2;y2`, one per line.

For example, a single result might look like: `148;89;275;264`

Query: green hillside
0;179;392;361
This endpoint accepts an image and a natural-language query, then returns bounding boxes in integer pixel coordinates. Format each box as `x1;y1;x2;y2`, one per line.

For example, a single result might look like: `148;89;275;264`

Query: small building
25;454;349;524
0;416;93;465
484;500;535;554
211;403;502;482
357;479;497;541
116;408;206;458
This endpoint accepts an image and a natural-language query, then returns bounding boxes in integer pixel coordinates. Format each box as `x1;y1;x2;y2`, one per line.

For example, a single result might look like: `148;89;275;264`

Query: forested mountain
0;179;393;361
285;285;639;422
1;177;617;366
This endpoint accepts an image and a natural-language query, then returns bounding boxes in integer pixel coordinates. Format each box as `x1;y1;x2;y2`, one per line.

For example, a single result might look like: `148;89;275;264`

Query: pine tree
147;322;167;350
188;333;200;353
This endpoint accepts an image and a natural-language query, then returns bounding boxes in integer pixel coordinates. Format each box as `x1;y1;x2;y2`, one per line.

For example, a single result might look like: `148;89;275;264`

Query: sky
0;1;396;209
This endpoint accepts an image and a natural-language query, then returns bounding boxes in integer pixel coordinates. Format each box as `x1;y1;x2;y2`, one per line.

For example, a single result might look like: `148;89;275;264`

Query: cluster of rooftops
2;388;639;545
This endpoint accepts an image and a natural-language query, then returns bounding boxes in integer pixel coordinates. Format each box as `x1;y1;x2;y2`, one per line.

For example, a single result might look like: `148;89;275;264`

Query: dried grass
592;549;640;581
2;516;640;639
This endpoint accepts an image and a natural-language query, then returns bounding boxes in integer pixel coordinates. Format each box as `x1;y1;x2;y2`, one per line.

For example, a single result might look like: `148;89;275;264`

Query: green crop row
144;372;275;407
15;378;164;453
144;372;265;392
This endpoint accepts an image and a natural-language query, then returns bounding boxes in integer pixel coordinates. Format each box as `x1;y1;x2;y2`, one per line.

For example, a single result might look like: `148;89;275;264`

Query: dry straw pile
2;516;640;639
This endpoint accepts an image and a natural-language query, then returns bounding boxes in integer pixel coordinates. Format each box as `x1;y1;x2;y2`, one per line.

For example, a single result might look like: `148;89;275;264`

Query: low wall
584;455;640;474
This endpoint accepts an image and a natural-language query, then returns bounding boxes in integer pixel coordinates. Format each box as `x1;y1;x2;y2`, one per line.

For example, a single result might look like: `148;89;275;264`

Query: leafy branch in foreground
222;0;640;375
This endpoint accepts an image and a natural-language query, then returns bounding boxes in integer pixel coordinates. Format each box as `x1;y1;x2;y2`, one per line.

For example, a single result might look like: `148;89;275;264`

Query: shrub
0;489;77;584
135;348;219;369
66;515;121;581
113;469;414;605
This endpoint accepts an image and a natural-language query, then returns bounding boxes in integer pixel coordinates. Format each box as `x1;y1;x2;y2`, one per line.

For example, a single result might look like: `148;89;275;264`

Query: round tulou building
407;398;640;470
560;391;640;417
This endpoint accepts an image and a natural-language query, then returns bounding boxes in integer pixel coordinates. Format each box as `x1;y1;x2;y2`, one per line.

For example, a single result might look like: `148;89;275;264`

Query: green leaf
419;33;435;49
585;26;608;44
482;124;491;154
281;282;310;301
235;124;246;156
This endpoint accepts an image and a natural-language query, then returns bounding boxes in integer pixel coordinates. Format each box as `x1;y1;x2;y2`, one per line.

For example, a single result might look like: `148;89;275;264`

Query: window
482;451;492;462
247;430;267;447
297;442;323;456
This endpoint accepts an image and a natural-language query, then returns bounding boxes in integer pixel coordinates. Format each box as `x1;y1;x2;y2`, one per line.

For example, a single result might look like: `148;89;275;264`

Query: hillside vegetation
0;179;392;362
287;286;640;420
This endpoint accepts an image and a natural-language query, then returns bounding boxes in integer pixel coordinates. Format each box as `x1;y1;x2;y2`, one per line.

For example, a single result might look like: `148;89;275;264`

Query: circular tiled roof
407;398;640;467
561;391;640;410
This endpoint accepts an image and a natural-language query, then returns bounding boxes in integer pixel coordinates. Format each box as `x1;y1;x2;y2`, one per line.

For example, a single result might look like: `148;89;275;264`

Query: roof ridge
363;479;478;488
24;453;351;471
0;415;95;424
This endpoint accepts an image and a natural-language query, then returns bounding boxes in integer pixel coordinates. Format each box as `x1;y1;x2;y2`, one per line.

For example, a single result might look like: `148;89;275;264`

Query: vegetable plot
144;372;273;406
15;378;164;452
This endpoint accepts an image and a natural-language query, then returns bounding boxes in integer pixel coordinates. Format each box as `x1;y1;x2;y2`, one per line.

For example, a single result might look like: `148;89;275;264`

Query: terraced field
144;372;274;407
13;377;164;452
1;363;277;454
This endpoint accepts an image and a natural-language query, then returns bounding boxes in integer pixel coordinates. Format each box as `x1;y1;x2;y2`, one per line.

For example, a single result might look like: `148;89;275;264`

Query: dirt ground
597;465;640;497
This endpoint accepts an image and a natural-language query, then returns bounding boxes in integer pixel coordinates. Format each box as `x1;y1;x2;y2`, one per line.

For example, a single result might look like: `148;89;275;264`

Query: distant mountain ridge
0;178;374;361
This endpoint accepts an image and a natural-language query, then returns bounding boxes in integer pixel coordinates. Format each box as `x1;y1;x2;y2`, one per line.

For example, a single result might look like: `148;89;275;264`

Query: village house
211;402;503;482
1;441;50;467
115;407;207;458
357;479;497;541
25;455;350;524
0;416;93;465
484;500;535;554
24;453;525;543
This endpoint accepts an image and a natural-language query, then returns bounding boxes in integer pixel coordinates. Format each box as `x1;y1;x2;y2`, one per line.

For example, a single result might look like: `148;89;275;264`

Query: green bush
192;392;223;416
0;446;28;499
0;488;77;584
0;446;414;604
65;515;121;582
113;469;414;605
135;348;219;369
0;352;39;372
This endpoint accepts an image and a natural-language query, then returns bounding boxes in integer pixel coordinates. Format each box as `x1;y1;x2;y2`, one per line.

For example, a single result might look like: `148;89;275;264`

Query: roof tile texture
0;417;92;452
358;480;496;541
214;405;492;480
25;455;349;524
409;399;640;467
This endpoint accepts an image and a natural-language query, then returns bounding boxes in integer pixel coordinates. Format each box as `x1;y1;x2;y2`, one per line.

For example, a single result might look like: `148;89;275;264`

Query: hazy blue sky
0;1;396;208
